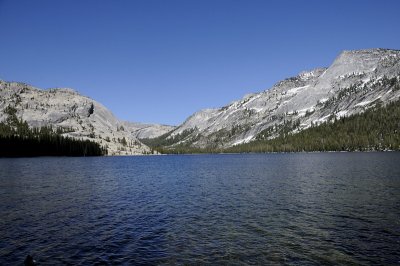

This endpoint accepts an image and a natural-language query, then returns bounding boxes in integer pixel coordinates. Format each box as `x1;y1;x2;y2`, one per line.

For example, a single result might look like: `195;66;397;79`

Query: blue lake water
0;153;399;265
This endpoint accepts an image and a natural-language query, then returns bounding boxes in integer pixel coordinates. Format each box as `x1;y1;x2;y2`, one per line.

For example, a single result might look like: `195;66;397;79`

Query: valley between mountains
1;48;400;155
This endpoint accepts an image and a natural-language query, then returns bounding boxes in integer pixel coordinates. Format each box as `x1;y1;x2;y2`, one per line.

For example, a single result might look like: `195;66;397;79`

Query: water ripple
0;153;400;264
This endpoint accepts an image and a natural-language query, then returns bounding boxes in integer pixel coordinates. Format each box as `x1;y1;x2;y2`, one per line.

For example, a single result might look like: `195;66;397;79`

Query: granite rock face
0;82;172;155
163;49;400;148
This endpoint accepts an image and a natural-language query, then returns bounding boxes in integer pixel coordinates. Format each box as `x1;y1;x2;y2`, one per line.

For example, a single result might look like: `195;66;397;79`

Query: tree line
0;106;106;157
147;98;400;154
227;99;400;153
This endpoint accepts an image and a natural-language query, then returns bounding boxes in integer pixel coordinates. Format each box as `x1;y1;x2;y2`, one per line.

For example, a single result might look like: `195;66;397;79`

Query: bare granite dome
0;82;174;155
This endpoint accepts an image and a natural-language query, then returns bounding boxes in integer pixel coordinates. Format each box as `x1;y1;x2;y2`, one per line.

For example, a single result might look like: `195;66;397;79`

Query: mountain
126;122;175;139
0;81;173;155
150;48;400;150
2;48;399;155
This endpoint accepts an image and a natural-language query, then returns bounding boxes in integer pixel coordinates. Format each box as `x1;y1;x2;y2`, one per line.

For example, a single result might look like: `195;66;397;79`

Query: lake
1;153;399;265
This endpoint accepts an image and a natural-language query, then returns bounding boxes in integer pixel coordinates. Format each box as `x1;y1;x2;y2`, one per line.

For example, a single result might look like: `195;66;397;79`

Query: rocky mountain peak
160;48;400;149
298;68;327;81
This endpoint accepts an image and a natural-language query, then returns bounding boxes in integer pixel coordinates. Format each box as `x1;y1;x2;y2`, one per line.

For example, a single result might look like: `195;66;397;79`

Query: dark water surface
1;153;399;265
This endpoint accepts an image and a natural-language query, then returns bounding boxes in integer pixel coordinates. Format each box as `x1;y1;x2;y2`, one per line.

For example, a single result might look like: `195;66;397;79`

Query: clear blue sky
0;0;399;125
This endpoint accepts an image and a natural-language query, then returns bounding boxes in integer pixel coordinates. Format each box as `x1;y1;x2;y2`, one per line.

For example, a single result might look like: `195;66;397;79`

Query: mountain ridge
151;48;400;150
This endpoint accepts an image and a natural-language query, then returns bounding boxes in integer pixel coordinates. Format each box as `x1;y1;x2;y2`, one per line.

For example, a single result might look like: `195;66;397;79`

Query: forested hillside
226;99;400;153
147;99;400;154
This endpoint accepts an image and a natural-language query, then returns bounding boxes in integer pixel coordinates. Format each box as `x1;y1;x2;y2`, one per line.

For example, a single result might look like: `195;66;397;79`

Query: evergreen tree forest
0;106;106;157
227;99;400;153
147;99;400;154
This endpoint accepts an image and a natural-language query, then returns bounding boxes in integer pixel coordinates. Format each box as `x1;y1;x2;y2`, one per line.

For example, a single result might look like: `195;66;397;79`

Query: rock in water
24;255;36;266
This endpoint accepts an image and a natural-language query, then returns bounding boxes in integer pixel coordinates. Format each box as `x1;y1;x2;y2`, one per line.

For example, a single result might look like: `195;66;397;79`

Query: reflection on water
1;153;400;264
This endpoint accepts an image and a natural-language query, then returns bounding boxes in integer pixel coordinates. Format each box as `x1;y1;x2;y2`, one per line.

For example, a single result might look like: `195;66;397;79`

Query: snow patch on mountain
163;48;400;149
